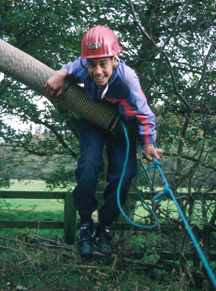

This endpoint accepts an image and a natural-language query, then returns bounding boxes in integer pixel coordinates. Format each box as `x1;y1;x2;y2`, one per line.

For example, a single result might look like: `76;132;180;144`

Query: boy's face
87;57;117;86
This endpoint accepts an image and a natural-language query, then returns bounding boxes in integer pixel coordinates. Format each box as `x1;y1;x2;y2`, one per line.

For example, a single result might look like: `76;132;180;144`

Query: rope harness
118;121;216;289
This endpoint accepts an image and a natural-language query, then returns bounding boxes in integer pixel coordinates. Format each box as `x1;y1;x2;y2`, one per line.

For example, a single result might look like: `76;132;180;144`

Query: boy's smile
87;57;117;86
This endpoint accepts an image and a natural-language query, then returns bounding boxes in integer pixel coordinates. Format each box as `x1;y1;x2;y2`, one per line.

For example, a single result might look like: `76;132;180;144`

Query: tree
0;0;215;227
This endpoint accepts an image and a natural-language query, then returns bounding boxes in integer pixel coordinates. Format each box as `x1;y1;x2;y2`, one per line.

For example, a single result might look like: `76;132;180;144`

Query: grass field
0;180;98;239
0;179;206;232
0;180;212;290
1;179;54;191
0;180;65;219
0;180;65;240
0;180;171;229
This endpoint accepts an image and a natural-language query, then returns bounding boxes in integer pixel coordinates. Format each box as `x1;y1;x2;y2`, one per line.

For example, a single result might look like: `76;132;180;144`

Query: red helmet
81;25;122;59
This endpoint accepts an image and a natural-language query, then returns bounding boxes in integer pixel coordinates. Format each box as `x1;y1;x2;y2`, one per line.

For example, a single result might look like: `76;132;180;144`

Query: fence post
63;192;77;244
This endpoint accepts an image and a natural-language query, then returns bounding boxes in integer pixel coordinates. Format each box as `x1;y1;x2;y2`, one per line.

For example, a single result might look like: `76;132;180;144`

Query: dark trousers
73;118;137;228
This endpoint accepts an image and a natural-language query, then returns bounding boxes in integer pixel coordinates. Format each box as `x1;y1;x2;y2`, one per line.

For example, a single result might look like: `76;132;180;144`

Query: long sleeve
103;61;156;144
62;58;156;144
62;57;89;83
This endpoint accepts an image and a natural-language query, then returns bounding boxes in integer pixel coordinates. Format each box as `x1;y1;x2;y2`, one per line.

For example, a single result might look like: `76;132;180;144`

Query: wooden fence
0;191;77;244
0;190;216;266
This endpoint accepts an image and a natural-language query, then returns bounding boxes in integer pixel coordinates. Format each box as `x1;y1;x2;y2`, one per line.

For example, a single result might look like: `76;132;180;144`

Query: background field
1;181;214;290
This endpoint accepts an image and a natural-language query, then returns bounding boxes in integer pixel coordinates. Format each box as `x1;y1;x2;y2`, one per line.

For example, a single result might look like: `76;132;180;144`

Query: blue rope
117;121;158;229
152;155;216;289
117;121;216;289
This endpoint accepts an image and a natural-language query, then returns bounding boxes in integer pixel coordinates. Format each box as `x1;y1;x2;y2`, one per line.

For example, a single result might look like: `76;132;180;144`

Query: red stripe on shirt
103;97;151;143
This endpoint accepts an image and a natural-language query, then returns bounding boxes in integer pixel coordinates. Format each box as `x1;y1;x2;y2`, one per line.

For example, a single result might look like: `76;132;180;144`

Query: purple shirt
63;58;156;144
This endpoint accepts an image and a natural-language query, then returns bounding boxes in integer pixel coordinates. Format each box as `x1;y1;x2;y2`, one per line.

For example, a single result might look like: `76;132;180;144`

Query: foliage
131;232;161;263
0;180;215;289
1;0;215;188
0;231;206;291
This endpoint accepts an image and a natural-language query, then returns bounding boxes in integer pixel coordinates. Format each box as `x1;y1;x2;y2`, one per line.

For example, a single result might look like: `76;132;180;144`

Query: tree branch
22;111;77;158
191;40;216;103
163;152;216;172
128;0;191;111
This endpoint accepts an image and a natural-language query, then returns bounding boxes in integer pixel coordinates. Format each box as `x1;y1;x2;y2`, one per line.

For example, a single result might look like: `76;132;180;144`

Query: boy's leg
73;119;106;255
96;133;137;254
73;119;105;221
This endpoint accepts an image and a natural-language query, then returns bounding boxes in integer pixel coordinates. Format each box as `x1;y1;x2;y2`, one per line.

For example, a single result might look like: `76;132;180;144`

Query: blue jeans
73;118;137;227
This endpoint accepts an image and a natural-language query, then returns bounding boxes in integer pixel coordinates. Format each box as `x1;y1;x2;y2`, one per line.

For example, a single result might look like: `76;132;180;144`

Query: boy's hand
144;143;163;161
44;69;68;99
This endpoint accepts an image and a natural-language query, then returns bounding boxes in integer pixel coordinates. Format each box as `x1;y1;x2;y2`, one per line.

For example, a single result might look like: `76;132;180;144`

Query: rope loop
152;191;167;205
152;158;162;167
117;121;216;288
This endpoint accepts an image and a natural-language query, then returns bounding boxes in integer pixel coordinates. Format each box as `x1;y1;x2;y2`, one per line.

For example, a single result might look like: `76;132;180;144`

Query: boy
44;25;162;256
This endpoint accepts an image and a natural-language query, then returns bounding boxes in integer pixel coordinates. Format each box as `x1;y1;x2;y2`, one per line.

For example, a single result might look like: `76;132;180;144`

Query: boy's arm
44;58;88;99
44;68;68;99
118;64;163;161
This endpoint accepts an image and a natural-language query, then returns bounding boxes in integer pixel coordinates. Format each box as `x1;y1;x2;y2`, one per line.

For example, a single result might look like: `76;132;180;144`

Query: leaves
0;0;215;222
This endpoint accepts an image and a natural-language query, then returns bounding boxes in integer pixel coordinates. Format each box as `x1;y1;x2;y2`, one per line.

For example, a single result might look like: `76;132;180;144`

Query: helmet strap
80;58;88;71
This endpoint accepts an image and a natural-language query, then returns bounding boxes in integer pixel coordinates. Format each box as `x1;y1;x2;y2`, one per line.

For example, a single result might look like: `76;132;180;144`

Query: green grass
0;179;100;221
0;179;98;239
0;242;201;291
0;180;65;239
0;179;65;219
0;180;213;233
0;180;212;290
2;179;55;191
